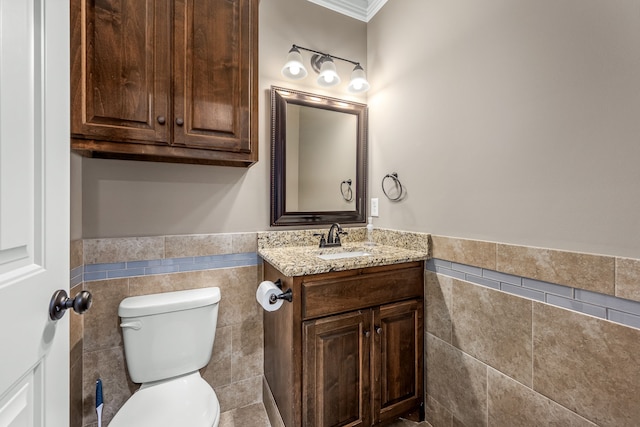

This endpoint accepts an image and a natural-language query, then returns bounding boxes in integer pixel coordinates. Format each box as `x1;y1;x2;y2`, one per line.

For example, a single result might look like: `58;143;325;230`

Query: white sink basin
317;251;372;260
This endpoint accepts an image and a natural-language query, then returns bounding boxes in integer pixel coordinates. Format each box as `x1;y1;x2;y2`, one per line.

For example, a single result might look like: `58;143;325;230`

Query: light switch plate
371;198;379;217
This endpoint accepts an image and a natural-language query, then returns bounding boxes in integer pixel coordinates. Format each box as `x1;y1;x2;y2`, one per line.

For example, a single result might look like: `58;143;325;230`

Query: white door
0;0;70;425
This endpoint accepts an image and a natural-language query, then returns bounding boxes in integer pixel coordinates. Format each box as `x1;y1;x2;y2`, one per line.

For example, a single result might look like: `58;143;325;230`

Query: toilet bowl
109;287;221;427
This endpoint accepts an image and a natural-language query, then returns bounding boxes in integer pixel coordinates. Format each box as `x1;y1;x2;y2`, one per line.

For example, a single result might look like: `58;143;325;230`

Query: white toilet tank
118;287;221;384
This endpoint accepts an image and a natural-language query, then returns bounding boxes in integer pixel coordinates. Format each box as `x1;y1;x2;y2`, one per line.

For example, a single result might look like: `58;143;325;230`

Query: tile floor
219;403;433;427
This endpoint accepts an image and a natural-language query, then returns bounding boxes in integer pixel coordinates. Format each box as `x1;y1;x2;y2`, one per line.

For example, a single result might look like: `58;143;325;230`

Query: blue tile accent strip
428;257;640;331
76;252;261;283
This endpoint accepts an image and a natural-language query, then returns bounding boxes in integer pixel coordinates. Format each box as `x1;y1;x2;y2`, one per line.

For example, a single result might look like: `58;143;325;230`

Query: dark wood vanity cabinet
70;0;258;166
264;261;424;427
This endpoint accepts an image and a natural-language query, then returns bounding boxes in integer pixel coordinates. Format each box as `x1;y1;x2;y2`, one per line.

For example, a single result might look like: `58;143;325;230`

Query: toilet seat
109;372;220;427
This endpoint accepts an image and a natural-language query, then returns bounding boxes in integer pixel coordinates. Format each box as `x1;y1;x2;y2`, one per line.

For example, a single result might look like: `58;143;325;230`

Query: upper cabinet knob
157;116;166;125
175;118;184;126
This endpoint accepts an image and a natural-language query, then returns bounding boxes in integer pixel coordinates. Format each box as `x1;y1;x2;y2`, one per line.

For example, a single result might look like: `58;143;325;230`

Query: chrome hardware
120;321;143;330
49;289;92;321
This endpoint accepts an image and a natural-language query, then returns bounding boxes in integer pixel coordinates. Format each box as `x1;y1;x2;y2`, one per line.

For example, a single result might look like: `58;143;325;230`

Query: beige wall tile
71;239;83;270
231;318;264;382
488;368;596;426
452;279;533;386
615;257;640;301
165;234;233;258
70;283;84;366
83;279;129;353
224;402;271;427
425;272;453;343
70;356;83;427
426;334;487;427
84;237;164;264
533;302;640;426
201;325;232;388
215;376;263;413
83;346;136;426
431;235;496;270
425;394;453;427
497;244;615;294
232;232;258;253
128;270;222;296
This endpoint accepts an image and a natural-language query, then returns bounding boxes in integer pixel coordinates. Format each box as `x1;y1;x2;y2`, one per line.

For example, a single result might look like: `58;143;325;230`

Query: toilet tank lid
119;287;221;318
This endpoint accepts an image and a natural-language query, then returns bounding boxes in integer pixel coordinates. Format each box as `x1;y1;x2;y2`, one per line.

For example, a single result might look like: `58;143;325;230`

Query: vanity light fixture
281;44;370;93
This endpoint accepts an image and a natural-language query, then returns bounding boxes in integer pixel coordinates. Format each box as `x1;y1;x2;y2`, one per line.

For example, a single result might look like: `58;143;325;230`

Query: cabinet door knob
375;326;382;334
157;116;166;125
364;330;371;338
175;117;184;126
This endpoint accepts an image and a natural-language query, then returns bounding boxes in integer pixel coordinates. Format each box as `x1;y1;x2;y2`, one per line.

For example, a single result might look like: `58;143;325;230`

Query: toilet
109;287;221;427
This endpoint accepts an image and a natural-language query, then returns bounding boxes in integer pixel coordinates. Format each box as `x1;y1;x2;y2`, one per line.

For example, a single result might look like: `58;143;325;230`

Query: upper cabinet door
173;0;257;157
71;0;171;144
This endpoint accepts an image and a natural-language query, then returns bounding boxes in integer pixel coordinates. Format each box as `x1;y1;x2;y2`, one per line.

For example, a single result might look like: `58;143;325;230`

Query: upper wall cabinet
70;0;258;167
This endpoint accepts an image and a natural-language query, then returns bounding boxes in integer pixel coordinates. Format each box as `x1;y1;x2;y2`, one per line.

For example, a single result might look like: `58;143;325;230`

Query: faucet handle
335;230;348;245
313;233;327;248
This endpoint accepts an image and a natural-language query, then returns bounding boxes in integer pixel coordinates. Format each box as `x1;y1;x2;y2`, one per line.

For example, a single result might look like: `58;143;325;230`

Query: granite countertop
259;241;429;277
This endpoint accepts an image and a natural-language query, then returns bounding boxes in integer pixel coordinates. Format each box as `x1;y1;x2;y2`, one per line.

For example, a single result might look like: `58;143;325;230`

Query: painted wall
367;0;640;259
77;0;367;238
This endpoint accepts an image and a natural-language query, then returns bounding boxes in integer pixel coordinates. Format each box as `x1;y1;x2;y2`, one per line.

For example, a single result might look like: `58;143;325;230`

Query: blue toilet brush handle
96;379;103;427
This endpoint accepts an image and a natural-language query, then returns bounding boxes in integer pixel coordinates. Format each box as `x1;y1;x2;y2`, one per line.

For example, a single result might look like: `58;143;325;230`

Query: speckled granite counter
258;228;430;276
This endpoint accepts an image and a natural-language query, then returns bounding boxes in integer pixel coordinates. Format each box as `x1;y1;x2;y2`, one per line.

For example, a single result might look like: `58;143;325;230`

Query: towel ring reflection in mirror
382;172;405;201
340;179;353;202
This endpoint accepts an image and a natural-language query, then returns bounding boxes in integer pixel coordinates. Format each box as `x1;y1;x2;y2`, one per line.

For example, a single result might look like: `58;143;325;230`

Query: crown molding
306;0;388;22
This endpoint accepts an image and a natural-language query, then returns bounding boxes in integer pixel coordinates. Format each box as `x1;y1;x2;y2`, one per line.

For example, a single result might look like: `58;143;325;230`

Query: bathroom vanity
259;234;427;427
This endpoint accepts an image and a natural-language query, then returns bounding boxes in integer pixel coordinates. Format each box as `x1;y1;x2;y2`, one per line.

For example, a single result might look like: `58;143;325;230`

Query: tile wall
70;231;640;426
427;235;640;427
69;233;263;427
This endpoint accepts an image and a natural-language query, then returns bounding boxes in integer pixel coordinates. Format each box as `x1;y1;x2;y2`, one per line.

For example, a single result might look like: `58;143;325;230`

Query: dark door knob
175;118;184;126
49;289;93;321
157;115;166;125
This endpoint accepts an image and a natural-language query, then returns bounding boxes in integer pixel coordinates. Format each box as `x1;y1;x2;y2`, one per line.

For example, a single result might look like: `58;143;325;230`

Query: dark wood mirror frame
271;86;368;226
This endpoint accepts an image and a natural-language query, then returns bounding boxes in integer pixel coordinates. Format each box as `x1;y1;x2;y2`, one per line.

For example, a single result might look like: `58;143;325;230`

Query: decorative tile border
428;258;640;330
78;252;261;283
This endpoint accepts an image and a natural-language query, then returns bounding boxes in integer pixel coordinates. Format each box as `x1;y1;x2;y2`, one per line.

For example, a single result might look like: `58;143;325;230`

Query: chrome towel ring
382;172;405;201
340;179;353;202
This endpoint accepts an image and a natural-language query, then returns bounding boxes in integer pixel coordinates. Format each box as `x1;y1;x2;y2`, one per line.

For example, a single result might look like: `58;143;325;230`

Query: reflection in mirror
285;104;357;212
271;87;367;226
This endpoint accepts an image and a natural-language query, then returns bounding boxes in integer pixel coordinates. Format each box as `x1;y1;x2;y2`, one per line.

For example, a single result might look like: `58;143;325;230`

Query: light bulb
347;64;370;93
281;46;308;80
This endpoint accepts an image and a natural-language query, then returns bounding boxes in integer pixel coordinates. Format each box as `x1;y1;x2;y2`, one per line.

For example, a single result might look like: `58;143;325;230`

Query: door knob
157;115;166;125
375;326;383;334
49;289;92;321
175;118;184;126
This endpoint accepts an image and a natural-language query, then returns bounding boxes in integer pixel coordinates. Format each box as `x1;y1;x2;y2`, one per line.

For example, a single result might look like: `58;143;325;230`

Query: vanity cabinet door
303;310;372;427
372;299;424;424
71;0;171;144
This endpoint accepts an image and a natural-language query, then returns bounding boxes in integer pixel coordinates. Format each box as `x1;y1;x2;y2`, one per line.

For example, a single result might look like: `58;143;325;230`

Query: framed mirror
271;86;368;226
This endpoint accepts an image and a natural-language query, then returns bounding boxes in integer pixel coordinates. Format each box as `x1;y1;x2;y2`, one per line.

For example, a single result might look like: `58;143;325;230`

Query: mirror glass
271;86;367;226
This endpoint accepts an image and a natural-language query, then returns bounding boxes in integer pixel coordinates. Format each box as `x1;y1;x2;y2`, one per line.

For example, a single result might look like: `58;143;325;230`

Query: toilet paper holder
270;279;293;304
